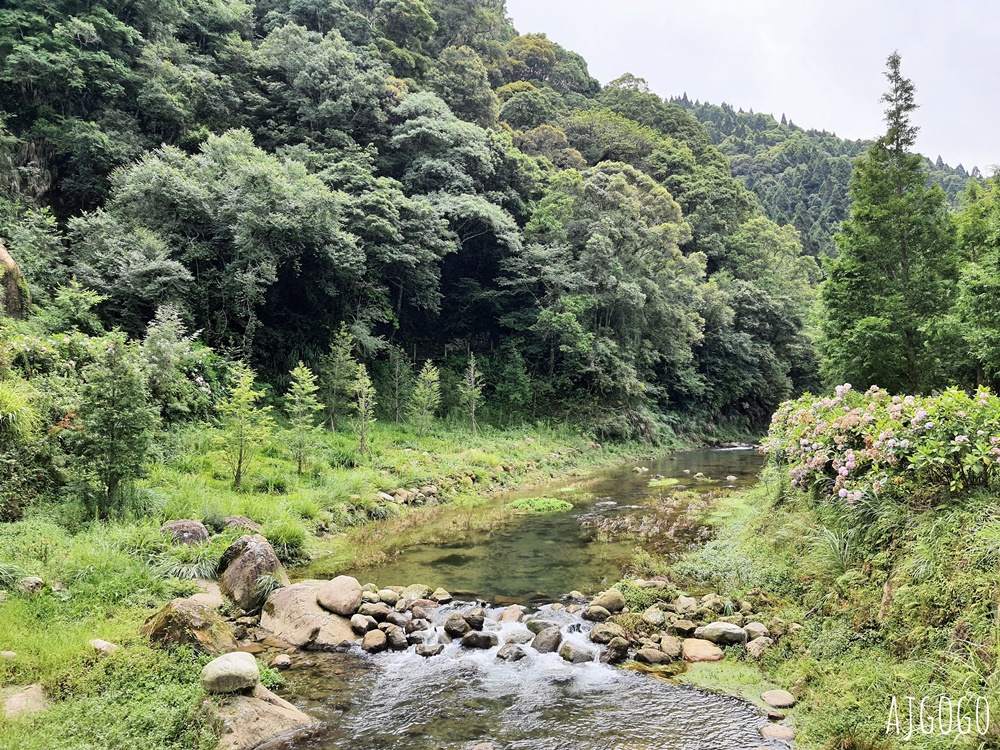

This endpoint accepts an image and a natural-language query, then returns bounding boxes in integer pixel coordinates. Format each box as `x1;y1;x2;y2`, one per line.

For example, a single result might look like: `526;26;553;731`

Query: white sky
505;0;997;172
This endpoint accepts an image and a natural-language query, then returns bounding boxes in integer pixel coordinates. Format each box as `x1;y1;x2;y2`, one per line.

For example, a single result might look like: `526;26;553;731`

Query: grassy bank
671;466;1000;749
0;421;649;750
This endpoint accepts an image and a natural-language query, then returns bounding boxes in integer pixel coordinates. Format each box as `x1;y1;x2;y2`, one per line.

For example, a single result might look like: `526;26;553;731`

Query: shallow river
274;448;783;750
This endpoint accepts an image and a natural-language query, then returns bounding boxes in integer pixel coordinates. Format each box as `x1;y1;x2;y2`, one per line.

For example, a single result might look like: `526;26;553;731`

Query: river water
273;448;783;750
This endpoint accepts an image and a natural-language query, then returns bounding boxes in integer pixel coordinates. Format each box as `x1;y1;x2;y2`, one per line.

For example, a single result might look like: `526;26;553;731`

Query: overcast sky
505;0;997;172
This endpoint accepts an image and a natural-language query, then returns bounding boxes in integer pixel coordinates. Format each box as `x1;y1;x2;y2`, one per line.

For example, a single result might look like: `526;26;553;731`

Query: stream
273;448;778;750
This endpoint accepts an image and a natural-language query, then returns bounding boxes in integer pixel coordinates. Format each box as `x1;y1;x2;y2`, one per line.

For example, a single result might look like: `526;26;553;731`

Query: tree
355;364;377;458
79;335;158;518
384;345;413;424
458;352;483;437
820;53;958;393
409;359;440;437
286;362;322;475
319;324;359;431
218;362;273;490
428;46;499;128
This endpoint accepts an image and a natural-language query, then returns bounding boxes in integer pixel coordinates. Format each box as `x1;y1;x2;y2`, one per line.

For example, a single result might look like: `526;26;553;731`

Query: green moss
504;497;573;514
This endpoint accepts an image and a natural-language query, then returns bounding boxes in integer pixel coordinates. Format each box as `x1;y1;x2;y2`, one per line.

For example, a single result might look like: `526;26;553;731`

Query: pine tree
458;353;484;437
286;362;321;475
318;324;358;432
409;360;440;438
385;345;414;424
80;335;158;518
218;362;273;489
820;52;958;393
355;364;376;459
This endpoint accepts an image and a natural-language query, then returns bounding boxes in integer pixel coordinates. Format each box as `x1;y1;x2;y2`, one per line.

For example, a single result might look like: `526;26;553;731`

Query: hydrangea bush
763;384;1000;505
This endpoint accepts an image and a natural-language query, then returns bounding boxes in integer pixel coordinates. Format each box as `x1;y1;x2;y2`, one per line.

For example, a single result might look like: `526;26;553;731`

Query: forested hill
0;0;821;439
671;97;973;256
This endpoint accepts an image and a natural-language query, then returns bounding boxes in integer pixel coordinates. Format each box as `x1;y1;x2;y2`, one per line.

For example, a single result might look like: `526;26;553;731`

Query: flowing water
274;448;784;750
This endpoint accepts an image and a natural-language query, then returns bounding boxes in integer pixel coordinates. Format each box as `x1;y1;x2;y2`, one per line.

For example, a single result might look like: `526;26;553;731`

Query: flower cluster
762;385;1000;506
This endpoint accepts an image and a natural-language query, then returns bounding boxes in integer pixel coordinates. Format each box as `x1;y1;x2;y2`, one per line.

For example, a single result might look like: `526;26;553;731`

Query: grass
504;496;573;513
0;419;648;748
667;465;1000;749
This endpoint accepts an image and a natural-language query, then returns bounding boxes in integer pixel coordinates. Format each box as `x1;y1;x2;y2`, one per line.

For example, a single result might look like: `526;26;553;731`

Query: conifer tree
355;364;376;458
219;362;273;489
820;52;958;393
458;353;484;437
286;362;321;475
409;360;440;438
318;324;358;432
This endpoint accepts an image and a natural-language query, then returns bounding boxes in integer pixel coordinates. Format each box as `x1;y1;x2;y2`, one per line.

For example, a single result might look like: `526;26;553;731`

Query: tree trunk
0;240;28;320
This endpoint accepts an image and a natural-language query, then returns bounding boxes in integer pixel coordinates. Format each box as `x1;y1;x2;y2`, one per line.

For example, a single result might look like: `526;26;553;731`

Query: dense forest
672;95;973;256
0;0;821;452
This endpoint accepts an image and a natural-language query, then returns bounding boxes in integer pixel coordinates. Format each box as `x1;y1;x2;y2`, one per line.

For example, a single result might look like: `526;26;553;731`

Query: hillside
672;97;973;256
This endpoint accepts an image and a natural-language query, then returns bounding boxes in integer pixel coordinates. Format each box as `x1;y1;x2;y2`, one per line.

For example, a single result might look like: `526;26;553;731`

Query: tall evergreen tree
819;52;958;393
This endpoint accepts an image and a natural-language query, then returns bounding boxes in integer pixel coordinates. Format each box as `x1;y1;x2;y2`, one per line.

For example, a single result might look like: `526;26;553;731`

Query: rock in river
559;642;596;664
316;575;363;617
462;632;499;650
532;626;562;654
260;581;357;650
589;622;627;644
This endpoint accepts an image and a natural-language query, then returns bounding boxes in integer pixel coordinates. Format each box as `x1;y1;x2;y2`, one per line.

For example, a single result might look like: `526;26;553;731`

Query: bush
764;384;1000;508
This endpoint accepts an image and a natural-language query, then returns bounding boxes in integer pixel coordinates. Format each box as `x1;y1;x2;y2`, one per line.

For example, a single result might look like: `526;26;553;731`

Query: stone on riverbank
218;535;290;611
589;622;627;644
2;685;46;719
89;638;120;657
746;637;774;659
744;622;770;640
205;684;314;750
682;638;724;663
760;725;795;740
582;605;610;622
761;689;796;708
635;648;672;665
201;652;260;694
498;605;523;622
590;588;626;613
141;598;238;655
401;584;433;600
694;621;747;646
160;520;209;546
362;629;387;653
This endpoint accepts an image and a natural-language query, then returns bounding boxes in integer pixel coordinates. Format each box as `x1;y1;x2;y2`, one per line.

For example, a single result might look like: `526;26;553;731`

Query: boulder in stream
559;642;596;664
316;576;362;617
589;622;626;644
497;644;527;662
590;588;626;613
532;626;562;653
582;605;611;622
260;581;357;650
461;632;499;650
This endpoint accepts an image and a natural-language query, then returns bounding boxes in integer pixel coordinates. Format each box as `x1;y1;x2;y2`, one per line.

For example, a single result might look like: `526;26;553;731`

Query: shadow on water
272;449;784;750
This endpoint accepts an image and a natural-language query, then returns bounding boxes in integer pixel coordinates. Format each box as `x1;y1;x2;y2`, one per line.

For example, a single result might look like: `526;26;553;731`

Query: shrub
764;384;1000;508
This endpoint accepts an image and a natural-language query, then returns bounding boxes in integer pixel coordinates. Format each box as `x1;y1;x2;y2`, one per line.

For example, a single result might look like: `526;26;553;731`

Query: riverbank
668;464;1000;749
0;422;661;750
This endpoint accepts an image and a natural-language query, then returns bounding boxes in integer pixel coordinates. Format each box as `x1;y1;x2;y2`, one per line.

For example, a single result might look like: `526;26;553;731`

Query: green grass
504;496;573;513
666;465;1000;749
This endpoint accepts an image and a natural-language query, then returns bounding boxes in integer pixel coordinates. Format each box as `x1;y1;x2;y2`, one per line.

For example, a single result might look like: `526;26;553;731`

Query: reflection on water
342;449;764;602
